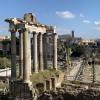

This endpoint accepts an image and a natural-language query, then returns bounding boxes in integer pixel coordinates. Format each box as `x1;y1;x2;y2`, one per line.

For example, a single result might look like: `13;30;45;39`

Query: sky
0;0;100;39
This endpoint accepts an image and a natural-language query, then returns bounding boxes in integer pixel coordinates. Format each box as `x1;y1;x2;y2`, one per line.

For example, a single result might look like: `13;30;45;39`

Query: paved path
67;61;82;81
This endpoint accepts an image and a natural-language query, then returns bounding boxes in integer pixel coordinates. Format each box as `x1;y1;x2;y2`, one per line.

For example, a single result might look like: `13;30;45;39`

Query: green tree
0;57;11;69
71;45;86;57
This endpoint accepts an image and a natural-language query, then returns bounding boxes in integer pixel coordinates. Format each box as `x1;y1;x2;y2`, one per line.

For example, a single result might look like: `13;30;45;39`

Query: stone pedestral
9;80;37;100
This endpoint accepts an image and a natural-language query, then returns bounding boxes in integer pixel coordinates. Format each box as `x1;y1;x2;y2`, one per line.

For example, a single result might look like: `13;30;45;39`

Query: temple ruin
5;13;58;99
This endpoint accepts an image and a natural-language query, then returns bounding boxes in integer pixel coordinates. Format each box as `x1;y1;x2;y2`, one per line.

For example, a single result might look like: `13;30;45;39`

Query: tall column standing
43;33;48;69
53;33;57;70
11;30;17;79
23;28;31;83
19;30;23;78
33;32;38;73
28;33;32;76
38;32;43;71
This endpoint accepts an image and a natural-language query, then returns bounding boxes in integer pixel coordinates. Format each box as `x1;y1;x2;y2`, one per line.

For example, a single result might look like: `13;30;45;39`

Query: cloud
94;26;100;32
83;20;90;24
56;11;75;19
94;21;100;25
80;13;85;18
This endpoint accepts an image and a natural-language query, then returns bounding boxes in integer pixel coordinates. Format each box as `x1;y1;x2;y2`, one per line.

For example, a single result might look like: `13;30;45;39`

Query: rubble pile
37;89;100;100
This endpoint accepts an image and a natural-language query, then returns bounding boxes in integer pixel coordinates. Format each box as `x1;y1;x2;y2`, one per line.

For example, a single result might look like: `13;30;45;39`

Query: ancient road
66;61;82;81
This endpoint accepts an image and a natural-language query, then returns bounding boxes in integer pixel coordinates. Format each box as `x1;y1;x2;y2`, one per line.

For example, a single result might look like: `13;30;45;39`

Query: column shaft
19;31;23;78
23;29;31;83
33;32;38;73
11;31;16;79
53;33;57;70
43;33;48;69
38;32;43;71
28;34;32;75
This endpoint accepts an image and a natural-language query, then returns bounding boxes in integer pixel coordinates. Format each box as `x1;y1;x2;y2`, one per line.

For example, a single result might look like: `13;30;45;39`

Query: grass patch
31;69;61;85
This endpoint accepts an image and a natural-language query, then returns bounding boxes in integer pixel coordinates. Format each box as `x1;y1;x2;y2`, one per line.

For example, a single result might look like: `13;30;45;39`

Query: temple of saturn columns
5;13;58;83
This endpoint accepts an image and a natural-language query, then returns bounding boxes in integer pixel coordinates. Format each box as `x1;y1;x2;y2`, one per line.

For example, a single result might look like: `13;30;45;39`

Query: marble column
19;30;23;78
33;32;38;73
28;34;32;76
11;30;17;79
43;33;48;69
53;33;57;70
38;32;43;71
23;28;31;83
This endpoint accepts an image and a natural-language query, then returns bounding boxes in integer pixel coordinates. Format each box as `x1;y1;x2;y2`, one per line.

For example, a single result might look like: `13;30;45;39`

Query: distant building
81;39;96;46
58;31;82;45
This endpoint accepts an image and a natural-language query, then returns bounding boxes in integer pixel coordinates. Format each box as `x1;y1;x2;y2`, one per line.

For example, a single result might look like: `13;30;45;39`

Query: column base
23;80;32;85
9;80;37;100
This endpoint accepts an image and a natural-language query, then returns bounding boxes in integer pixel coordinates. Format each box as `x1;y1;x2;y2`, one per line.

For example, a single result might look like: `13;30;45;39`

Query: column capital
9;23;17;33
18;30;23;34
53;33;57;36
38;32;42;35
10;29;17;33
43;33;48;37
32;31;38;35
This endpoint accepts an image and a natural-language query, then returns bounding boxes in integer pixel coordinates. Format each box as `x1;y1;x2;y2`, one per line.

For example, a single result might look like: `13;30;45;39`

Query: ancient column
19;30;23;78
53;33;57;70
38;32;43;71
33;32;38;73
11;30;17;79
28;33;32;76
43;33;48;69
23;28;31;83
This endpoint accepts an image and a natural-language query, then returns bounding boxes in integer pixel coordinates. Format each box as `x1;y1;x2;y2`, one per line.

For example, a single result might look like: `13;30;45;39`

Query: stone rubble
37;88;100;100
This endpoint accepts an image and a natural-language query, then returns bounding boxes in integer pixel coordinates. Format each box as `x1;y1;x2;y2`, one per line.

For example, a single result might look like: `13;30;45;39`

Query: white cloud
94;21;100;25
56;11;75;19
83;20;90;24
80;13;85;18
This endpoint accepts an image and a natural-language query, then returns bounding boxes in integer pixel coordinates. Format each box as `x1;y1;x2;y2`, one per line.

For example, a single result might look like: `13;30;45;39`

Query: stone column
19;30;23;78
43;33;48;69
53;33;57;70
11;30;17;79
38;32;43;71
28;34;32;76
23;28;31;83
33;32;38;73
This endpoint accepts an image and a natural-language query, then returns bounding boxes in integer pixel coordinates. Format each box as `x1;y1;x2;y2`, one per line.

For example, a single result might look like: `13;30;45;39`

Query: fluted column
53;33;57;70
19;30;23;78
38;32;43;71
11;30;17;79
33;32;38;73
23;28;31;83
43;33;48;69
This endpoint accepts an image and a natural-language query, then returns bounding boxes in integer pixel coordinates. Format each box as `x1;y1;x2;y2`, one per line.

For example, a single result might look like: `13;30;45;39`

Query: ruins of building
5;13;58;99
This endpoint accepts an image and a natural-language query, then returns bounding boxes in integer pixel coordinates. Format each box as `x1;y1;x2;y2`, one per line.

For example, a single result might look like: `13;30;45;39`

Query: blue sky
0;0;100;39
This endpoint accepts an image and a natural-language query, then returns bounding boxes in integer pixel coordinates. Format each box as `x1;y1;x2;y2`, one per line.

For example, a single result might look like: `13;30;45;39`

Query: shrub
0;57;11;69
